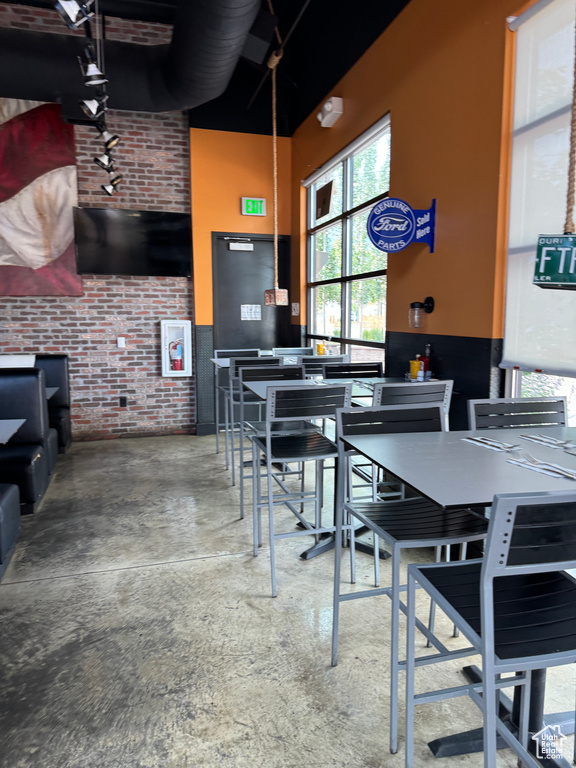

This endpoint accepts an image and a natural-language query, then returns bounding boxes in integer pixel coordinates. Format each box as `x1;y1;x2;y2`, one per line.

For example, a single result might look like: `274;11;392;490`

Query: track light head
82;62;107;87
80;95;108;119
95;123;120;150
101;174;122;196
94;152;114;171
54;0;93;29
78;44;107;87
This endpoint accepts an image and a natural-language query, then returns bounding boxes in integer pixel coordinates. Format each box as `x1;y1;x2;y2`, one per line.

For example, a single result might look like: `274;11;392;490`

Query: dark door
212;234;294;350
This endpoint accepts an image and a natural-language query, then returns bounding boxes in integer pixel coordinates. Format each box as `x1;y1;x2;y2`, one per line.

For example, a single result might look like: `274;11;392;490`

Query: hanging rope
564;13;576;234
267;48;283;289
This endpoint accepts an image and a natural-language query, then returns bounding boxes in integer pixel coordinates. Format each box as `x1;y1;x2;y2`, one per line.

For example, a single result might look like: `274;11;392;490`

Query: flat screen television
73;207;192;277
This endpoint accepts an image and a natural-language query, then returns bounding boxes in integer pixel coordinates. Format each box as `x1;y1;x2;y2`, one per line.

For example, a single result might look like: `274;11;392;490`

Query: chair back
480;491;576;660
266;384;352;427
0;368;49;444
214;348;260;358
336;403;445;443
468;396;567;431
297;355;348;377
484;491;576;577
372;381;453;429
35;354;70;408
272;347;314;356
238;365;305;405
229;356;281;382
239;365;305;385
322;361;383;379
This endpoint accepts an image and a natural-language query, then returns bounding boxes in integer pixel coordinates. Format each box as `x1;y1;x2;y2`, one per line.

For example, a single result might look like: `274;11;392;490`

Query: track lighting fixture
95;123;120;151
78;44;107;87
94;152;114;171
80;94;108;119
54;0;93;29
101;175;122;196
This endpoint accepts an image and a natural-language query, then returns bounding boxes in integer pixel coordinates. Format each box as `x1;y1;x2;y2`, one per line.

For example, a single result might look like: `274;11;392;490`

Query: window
503;0;576;421
304;116;390;363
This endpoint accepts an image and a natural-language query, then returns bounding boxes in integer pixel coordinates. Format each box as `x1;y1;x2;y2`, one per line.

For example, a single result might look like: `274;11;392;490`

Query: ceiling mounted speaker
317;96;343;128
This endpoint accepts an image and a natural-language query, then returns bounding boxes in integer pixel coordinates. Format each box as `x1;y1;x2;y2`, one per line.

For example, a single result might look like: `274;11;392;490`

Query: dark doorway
212;233;296;351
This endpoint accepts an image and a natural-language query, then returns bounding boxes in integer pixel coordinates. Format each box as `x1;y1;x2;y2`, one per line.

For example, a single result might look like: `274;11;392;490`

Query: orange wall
189;129;292;326
291;0;529;340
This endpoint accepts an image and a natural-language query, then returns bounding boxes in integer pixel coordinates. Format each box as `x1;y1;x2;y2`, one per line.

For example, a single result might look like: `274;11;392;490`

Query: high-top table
341;425;576;766
341;426;576;508
0;419;25;445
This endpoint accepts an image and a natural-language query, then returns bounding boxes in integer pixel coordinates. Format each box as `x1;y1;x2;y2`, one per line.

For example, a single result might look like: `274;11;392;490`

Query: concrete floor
0;435;573;768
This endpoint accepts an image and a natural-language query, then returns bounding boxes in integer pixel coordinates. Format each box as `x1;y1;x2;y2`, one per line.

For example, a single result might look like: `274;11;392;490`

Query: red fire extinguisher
169;339;184;371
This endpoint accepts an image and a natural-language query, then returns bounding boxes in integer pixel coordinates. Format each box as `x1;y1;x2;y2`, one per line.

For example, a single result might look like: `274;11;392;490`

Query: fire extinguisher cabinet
161;319;192;377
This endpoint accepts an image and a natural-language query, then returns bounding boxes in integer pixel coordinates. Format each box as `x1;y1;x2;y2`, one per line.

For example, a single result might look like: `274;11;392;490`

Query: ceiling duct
0;0;261;115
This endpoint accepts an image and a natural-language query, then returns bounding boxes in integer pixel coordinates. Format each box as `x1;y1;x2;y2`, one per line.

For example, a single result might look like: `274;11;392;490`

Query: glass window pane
348;344;385;364
350;209;387;276
311;284;342;338
352;131;391;208
312;165;343;227
350;276;386;343
313;223;342;281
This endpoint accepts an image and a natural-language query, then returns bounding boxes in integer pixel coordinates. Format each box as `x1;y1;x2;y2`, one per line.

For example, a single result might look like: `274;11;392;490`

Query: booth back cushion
34;354;70;408
0;368;50;444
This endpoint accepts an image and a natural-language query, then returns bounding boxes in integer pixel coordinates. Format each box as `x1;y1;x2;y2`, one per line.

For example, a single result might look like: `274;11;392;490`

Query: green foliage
362;328;384;342
521;373;562;398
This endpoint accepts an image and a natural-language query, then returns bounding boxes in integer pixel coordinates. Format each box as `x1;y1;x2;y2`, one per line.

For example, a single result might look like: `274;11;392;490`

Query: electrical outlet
119;396;127;407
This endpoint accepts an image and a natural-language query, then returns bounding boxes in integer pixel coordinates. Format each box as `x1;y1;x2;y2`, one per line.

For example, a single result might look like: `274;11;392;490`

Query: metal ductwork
0;0;261;114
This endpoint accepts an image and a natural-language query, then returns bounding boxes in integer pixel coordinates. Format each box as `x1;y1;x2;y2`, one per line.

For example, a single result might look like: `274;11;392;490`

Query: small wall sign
533;235;576;290
241;197;266;216
367;198;436;253
241;304;262;320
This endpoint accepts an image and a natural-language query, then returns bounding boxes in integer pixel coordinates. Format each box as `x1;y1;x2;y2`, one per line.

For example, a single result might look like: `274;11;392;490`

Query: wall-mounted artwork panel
0;99;82;296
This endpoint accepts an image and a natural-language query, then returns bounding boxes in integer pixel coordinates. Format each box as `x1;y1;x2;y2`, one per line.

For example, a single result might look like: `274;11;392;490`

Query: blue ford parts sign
367;198;436;253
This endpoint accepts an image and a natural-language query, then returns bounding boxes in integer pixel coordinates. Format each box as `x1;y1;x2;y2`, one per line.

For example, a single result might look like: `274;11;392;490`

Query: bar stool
213;348;260;456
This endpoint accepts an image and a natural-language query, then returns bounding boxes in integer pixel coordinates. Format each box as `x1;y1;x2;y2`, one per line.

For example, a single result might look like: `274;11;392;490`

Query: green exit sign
534;235;576;290
241;197;266;216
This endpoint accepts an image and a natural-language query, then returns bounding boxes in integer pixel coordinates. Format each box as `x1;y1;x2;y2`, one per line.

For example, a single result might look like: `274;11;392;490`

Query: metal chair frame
225;357;282;483
237;364;311;519
213;348;260;455
252;383;352;597
332;403;488;754
405;490;576;768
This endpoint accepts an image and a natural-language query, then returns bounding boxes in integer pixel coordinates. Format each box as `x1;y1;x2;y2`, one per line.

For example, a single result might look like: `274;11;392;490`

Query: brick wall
0;4;195;440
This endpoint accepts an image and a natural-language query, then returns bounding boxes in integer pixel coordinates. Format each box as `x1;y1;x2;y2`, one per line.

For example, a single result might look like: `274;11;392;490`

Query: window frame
304;115;391;355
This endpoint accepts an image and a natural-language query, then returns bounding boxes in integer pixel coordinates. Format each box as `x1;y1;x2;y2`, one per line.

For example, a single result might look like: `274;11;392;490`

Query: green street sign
241;197;266;216
533;235;576;290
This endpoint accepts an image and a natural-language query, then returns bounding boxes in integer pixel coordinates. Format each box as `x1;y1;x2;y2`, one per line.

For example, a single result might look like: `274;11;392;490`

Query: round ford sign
367;198;417;252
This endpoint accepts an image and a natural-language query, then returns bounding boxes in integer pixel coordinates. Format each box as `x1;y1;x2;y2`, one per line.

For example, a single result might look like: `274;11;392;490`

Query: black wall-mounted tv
74;207;192;277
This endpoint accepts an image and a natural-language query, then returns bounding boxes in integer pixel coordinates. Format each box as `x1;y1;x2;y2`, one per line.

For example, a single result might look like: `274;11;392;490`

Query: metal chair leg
405;572;417;768
389;542;401;754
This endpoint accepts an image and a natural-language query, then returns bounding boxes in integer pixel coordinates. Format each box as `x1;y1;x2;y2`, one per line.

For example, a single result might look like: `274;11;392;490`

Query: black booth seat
35;354;71;452
0;484;20;579
0;368;54;513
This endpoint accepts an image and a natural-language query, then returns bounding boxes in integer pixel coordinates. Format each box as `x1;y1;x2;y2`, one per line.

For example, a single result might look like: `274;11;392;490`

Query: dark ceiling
2;0;412;135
